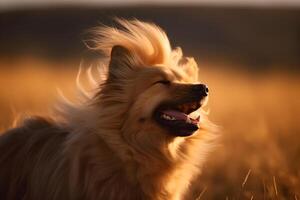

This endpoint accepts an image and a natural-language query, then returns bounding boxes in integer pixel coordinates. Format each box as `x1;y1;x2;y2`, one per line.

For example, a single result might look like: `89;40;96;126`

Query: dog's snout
192;84;209;97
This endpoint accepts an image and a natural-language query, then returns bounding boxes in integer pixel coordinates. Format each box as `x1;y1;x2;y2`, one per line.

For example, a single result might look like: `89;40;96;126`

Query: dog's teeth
162;114;175;120
162;114;169;119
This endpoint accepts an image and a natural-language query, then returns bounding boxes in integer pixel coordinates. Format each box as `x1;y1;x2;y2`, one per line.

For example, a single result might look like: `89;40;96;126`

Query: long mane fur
2;19;218;200
65;19;216;199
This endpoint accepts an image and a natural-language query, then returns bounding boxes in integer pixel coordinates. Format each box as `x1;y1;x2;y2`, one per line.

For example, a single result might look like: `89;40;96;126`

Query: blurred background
0;0;300;199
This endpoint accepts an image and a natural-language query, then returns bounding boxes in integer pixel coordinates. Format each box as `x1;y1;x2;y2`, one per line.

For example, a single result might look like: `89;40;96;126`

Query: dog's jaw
153;94;208;137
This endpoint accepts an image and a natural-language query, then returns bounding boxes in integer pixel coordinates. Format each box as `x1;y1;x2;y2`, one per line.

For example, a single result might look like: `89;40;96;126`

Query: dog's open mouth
154;101;202;137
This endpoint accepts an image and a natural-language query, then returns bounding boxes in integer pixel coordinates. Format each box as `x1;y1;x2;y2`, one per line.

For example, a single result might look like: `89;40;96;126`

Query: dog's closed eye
155;80;171;85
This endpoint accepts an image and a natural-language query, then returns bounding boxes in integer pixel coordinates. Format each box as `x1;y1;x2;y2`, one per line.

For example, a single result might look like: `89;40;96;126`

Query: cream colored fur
0;19;218;200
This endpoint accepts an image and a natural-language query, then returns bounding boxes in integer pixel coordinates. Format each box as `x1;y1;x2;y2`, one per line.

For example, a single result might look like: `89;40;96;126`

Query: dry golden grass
0;57;299;199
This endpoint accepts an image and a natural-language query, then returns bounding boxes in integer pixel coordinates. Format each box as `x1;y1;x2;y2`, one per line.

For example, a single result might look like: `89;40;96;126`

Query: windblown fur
0;19;218;200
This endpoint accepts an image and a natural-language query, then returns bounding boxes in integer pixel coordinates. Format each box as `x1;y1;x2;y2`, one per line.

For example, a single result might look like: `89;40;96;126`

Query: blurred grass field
0;57;299;199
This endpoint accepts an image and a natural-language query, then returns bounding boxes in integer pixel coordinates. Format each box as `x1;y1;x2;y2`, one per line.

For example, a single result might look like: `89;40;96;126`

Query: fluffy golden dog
0;19;218;200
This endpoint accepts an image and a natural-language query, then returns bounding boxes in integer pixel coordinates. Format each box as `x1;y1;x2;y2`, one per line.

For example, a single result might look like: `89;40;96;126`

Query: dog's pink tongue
162;110;187;121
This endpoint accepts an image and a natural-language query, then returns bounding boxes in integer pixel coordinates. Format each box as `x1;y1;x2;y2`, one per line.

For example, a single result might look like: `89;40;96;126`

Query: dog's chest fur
0;117;195;200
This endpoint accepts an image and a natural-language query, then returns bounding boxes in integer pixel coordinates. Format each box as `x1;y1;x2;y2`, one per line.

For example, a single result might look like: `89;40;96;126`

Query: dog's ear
108;45;134;80
109;45;131;66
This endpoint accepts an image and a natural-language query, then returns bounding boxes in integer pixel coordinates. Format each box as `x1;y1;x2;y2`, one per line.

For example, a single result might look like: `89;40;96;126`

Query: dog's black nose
192;84;209;97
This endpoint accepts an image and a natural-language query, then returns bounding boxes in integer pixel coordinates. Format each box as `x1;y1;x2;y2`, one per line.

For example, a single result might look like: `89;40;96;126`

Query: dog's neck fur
60;101;216;200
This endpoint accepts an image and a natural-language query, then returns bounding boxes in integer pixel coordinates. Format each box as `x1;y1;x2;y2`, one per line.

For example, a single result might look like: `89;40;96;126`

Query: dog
0;19;218;200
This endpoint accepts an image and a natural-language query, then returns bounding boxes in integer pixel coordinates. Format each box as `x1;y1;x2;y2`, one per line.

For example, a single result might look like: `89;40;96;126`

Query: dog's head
88;19;215;160
105;45;208;138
